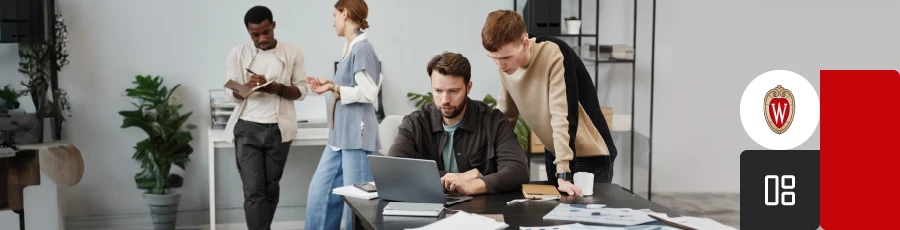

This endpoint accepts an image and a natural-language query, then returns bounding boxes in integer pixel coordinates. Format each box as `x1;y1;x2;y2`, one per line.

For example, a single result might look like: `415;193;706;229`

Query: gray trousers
234;120;291;230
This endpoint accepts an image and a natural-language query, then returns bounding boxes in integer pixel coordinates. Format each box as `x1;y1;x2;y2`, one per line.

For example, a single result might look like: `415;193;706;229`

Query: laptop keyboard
445;197;461;203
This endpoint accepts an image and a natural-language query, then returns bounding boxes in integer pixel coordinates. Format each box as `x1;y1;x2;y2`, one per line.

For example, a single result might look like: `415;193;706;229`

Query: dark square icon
783;176;794;187
741;150;819;230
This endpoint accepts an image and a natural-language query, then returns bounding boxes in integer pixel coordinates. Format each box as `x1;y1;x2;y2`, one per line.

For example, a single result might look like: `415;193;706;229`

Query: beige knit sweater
497;38;610;174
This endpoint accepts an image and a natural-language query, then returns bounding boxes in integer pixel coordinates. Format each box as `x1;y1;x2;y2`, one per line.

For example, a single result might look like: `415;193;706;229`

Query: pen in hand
246;68;262;86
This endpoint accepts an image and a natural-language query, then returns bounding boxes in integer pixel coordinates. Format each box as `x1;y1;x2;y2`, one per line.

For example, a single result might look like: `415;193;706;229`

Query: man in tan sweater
481;10;617;196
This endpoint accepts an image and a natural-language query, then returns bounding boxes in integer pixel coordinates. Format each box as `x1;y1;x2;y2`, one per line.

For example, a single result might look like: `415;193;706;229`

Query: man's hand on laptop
441;169;483;190
448;179;488;196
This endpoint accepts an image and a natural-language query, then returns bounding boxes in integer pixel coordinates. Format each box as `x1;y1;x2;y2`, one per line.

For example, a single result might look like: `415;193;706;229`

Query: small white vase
566;20;582;34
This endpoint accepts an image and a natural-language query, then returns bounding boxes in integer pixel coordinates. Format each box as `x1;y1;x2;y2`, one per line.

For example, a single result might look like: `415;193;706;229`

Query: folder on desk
521;184;561;200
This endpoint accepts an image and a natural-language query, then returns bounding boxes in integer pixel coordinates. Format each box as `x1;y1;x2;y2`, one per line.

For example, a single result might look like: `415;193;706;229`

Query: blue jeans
305;148;374;230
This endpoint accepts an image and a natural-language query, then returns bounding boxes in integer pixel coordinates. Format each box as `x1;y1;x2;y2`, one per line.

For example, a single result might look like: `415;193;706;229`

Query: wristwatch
555;172;573;181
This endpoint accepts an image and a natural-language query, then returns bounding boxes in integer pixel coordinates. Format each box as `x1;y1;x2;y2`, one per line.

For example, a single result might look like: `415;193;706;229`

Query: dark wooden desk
341;182;679;230
0;149;40;230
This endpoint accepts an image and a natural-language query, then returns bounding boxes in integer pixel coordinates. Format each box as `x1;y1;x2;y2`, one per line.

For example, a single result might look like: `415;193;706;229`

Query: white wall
3;0;645;223
650;0;900;193
9;0;865;224
0;0;536;225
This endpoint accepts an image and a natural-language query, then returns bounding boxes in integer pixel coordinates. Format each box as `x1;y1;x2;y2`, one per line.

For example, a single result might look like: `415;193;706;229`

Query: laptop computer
367;155;473;206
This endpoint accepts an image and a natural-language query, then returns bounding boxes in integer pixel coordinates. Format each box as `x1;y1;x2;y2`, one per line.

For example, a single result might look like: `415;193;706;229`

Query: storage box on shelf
209;89;235;129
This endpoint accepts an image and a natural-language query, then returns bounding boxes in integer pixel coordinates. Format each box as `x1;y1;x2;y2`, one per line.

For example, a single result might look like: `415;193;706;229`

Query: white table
207;127;329;230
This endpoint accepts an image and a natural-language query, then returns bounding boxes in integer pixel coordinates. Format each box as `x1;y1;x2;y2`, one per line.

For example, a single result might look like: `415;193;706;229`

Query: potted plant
0;84;27;113
18;13;70;141
119;75;196;230
407;92;532;151
565;16;581;35
0;84;41;144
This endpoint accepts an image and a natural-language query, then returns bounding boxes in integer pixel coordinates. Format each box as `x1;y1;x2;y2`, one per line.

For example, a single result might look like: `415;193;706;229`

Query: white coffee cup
574;172;594;196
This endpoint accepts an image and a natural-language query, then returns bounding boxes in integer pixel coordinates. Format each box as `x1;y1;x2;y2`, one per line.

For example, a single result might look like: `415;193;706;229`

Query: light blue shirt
442;117;463;173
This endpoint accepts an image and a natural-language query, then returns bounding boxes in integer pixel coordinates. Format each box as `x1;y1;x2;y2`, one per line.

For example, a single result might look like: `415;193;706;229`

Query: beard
255;39;276;50
437;99;467;119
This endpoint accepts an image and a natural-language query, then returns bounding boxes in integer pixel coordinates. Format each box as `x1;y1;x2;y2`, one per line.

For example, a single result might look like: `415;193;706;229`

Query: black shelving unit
513;0;653;200
514;0;634;90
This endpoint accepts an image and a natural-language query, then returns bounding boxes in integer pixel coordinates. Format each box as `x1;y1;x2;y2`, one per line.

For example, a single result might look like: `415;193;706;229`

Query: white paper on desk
406;211;508;230
506;197;559;204
668;217;737;230
543;204;656;226
446;213;504;222
636;209;669;217
647;214;736;230
623;226;681;230
332;182;378;200
521;223;626;230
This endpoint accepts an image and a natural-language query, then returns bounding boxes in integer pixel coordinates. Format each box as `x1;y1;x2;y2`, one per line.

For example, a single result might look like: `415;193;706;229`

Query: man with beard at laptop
388;52;529;195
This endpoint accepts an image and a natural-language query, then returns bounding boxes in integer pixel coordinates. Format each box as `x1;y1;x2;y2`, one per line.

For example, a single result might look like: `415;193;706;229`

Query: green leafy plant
406;92;434;107
18;13;70;140
119;75;196;195
566;16;580;21
0;84;28;110
46;88;72;124
407;92;532;151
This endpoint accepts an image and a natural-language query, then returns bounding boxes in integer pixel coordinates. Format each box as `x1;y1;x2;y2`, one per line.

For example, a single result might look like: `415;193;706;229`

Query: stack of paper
407;211;508;230
541;204;735;229
543;204;657;226
332;182;378;200
521;223;625;230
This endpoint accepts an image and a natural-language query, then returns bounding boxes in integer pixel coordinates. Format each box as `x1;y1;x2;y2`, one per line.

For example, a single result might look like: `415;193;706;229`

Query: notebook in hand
522;184;561;200
224;79;274;98
383;202;444;217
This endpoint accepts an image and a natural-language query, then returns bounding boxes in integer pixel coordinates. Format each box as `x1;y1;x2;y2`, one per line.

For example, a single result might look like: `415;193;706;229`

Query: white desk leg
209;140;216;230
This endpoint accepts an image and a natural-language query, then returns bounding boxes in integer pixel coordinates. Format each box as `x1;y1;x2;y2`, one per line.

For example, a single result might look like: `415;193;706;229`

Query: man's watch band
555;172;573;181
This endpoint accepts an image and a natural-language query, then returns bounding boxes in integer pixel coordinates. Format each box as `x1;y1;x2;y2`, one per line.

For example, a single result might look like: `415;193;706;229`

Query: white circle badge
740;70;819;150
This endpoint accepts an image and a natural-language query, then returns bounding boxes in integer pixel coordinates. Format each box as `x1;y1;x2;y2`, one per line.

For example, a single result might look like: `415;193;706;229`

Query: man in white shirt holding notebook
222;6;308;230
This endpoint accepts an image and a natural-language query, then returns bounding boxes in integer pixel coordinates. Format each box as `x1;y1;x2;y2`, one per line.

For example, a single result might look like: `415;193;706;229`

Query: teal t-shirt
442;118;463;173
